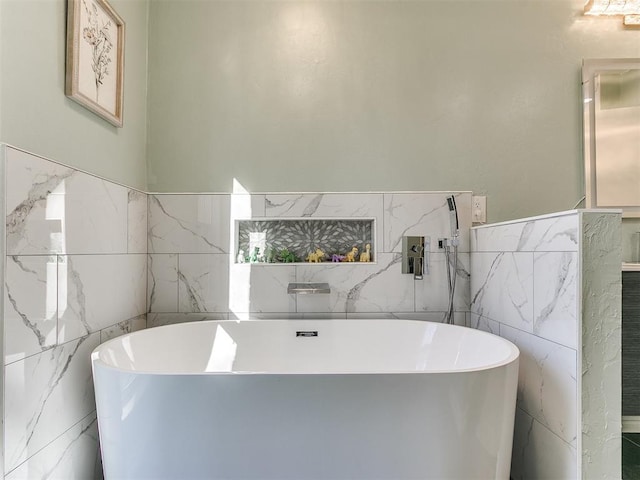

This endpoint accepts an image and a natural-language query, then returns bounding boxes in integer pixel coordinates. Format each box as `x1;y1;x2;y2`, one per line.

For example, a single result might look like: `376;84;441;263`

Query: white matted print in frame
65;0;125;127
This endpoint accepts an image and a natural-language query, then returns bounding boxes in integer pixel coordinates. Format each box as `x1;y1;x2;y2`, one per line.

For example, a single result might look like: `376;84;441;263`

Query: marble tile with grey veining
5;333;100;472
345;312;406;320
295;253;414;313
347;311;466;325
533;251;578;349
264;193;384;254
148;254;178;313
228;312;347;320
178;254;230;313
6;148;75;254
511;408;577;480
4;255;58;364
229;264;296;314
147;312;229;327
148;194;231;254
99;314;147;343
415;252;470;313
501;324;577;447
383;193;472;253
470;251;534;332
518;215;579;252
468;313;500;335
6;148;129;255
58;255;147;343
472;213;579;253
5;413;100;480
471;223;525;253
451;311;467;326
264;193;383;219
128;189;148;254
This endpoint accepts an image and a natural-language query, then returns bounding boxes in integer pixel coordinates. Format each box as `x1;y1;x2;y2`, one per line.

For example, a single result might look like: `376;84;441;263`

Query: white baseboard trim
623;416;640;433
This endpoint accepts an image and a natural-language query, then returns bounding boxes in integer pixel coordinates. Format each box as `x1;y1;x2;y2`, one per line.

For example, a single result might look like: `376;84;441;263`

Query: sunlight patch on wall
228;179;252;318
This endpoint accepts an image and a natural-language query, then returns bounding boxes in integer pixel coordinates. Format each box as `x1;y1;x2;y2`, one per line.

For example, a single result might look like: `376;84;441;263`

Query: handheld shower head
444;195;460;324
446;196;459;239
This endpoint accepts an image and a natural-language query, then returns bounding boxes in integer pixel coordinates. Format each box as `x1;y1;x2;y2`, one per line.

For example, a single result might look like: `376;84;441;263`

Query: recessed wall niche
236;218;375;264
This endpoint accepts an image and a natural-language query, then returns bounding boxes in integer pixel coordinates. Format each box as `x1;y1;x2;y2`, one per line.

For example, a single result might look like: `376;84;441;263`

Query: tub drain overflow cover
296;331;319;337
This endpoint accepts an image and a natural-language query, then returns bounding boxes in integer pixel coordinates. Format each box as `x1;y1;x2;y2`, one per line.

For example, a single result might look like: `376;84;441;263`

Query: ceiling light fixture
584;0;640;27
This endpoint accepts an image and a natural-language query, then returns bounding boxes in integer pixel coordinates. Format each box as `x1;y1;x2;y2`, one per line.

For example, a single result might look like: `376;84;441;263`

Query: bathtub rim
91;319;520;376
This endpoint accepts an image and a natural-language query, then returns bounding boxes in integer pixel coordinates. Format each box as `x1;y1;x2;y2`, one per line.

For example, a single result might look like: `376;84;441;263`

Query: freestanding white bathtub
92;320;519;480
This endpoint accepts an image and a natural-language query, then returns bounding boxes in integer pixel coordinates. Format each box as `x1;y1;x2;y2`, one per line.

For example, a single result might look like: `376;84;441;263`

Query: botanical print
66;0;124;126
81;0;113;102
77;0;118;114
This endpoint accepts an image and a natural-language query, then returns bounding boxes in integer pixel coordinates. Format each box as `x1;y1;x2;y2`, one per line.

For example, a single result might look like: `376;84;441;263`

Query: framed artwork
65;0;125;127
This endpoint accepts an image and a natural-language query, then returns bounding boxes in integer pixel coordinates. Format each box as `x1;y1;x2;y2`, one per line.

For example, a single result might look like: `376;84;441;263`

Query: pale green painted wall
146;0;639;226
1;1;638;258
0;0;148;190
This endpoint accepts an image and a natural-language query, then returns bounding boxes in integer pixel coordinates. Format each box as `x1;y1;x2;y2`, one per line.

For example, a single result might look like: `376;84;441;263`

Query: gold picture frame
65;0;125;127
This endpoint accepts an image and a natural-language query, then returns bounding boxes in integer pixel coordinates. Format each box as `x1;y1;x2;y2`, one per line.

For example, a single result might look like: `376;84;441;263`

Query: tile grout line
4;411;99;477
516;406;577;452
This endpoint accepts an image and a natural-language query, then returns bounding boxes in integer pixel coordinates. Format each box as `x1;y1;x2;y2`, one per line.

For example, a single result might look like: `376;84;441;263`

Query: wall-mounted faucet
402;236;429;280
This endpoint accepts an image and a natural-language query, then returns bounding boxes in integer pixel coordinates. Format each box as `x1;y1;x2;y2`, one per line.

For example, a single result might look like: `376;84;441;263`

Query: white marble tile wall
148;194;230;254
511;407;578;479
500;324;578;447
6;150;130;256
5;334;100;472
148;192;472;321
3;146;148;478
5;255;58;362
5;413;102;480
147;311;470;324
470;209;621;480
58;254;146;343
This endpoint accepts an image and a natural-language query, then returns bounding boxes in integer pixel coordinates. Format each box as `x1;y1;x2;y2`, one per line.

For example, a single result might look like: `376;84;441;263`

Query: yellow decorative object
343;246;359;262
306;248;326;263
359;243;372;262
